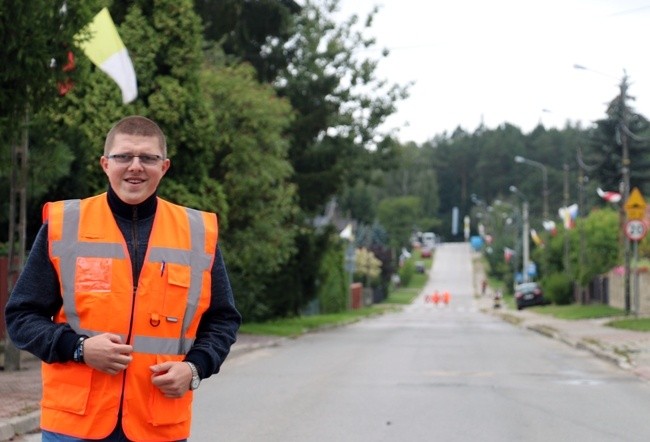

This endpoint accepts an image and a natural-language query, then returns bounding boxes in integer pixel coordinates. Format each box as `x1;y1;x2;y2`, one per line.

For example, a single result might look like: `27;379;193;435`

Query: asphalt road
191;242;650;442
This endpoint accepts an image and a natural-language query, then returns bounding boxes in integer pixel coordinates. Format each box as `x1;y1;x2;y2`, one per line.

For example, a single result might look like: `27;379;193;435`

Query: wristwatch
73;336;87;363
185;361;201;390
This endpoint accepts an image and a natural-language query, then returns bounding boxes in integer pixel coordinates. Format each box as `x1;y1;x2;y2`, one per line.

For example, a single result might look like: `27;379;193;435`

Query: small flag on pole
76;8;137;104
558;204;578;229
597;187;622;204
530;229;544;247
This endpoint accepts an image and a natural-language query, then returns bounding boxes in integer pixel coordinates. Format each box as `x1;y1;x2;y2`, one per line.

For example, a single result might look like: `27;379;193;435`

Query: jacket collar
107;186;157;220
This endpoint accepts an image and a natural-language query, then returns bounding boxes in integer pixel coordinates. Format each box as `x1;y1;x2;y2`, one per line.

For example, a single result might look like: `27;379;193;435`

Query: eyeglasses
107;153;164;166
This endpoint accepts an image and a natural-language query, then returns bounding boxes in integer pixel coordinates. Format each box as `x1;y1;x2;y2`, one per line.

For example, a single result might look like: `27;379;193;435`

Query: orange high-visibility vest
41;193;217;441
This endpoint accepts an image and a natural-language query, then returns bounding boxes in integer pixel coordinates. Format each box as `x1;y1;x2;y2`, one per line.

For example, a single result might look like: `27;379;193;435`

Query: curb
228;336;288;358
0;411;40;442
493;308;648;381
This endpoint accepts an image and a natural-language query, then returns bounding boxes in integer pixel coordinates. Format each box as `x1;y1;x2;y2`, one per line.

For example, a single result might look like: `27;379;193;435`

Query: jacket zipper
120;206;140;417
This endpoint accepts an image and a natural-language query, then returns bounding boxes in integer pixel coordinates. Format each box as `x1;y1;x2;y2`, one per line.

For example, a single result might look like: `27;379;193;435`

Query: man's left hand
150;361;193;398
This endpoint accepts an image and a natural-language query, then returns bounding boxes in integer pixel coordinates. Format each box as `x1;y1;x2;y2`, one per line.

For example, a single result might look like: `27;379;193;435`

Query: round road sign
624;220;647;241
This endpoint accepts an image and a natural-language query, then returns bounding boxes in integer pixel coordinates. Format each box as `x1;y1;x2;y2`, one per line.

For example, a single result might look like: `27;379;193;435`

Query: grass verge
528;303;650;332
530;304;625;320
606;317;650;332
240;252;430;337
239;308;385;337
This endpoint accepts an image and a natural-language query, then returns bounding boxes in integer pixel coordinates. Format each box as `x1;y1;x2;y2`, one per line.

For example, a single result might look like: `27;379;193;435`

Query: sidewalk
477;295;650;382
1;307;650;440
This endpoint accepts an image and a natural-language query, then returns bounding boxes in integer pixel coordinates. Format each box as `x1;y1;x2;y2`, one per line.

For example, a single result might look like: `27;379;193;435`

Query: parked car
514;282;546;310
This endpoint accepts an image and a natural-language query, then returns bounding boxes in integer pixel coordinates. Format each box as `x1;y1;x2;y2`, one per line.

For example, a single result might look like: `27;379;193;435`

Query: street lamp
514;155;549;220
510;185;530;283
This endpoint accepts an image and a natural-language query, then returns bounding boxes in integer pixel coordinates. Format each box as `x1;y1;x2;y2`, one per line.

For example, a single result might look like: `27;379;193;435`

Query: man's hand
83;333;133;375
150;361;193;398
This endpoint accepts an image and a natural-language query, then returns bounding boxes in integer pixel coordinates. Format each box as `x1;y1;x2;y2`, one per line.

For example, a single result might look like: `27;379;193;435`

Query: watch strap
185;361;200;390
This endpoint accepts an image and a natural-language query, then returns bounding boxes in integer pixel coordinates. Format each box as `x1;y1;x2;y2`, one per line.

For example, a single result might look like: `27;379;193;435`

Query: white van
422;232;436;248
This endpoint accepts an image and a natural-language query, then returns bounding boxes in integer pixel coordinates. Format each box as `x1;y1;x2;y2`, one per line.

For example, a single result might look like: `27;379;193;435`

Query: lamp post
514;155;549;220
510;186;530;283
574;64;632;314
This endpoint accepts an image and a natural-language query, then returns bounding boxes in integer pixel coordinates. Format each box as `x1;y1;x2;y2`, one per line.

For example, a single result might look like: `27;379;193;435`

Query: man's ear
100;156;110;173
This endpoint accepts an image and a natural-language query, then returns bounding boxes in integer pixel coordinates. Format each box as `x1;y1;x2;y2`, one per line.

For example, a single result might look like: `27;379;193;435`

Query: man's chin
118;190;149;205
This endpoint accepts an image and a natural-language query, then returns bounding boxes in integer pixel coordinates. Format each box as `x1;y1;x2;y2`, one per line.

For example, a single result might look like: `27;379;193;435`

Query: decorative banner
76;8;137;104
57;51;76;96
558;204;578;229
597;188;622;204
530;229;544;247
542;220;557;236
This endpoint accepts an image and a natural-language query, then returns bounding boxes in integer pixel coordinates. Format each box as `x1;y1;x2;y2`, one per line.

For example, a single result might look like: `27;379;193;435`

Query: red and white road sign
624;220;647;241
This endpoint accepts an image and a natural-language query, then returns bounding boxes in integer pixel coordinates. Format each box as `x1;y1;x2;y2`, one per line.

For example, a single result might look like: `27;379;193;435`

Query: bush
541;272;573;305
399;258;416;288
317;241;348;314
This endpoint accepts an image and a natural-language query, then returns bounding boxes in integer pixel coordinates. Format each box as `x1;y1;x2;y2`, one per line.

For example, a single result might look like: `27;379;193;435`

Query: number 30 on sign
625;220;647;241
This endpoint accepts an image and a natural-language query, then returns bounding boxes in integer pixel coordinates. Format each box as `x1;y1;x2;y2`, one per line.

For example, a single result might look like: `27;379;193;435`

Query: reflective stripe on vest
51;199;213;355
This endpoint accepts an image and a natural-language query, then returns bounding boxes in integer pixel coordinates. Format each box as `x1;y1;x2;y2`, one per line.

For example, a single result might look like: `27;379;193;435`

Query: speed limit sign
625;220;647;241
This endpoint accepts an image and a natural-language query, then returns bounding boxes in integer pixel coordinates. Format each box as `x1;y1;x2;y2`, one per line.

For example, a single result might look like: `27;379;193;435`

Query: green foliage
317;240;347;314
398;258;415;288
377;196;422;249
541;272;573;305
535;304;625;320
269;0;409;214
0;0;100;132
6;0;650;323
607;317;650;332
573;208;620;285
384;288;418;305
195;0;300;82
584;77;650;195
0;1;100;236
238;307;382;337
372;142;441;233
353;247;382;285
199;62;299;320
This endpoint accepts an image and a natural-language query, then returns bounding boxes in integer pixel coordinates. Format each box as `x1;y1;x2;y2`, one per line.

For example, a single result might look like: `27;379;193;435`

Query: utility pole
577;166;586;303
522;200;530;283
619;73;632;315
5;108;30;370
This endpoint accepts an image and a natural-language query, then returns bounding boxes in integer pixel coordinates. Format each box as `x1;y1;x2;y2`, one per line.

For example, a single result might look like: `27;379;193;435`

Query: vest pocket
148;357;192;425
161;263;191;325
42;363;92;415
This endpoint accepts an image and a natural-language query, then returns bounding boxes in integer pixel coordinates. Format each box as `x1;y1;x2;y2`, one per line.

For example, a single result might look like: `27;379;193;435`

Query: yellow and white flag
76;8;137;104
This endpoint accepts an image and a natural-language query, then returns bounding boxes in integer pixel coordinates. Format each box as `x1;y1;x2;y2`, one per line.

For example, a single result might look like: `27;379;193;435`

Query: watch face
191;378;200;390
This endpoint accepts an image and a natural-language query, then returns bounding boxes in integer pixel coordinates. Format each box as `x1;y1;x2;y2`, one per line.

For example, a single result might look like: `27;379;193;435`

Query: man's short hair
104;115;167;157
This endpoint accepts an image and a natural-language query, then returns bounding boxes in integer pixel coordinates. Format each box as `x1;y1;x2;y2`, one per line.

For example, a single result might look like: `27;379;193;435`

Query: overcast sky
335;0;650;144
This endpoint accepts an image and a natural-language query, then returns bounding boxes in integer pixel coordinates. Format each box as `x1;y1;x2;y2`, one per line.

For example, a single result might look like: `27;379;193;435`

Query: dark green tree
200;62;298;319
271;0;408;213
585;75;650;195
377;196;422;250
195;0;300;81
0;1;100;240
